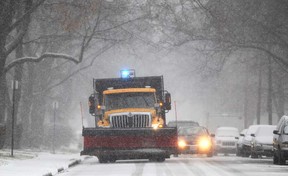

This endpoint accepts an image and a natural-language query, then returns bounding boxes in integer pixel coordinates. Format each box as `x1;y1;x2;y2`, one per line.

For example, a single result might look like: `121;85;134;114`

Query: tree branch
4;52;80;73
32;42;118;95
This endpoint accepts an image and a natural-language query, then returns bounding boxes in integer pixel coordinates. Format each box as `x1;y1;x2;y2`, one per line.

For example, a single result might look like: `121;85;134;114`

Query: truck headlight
152;123;159;129
97;120;110;127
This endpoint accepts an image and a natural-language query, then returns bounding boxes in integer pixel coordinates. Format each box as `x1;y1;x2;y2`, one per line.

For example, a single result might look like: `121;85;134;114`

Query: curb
42;159;82;176
68;159;81;168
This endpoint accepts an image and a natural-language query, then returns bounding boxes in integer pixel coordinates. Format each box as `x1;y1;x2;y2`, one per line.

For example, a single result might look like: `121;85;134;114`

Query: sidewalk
0;149;86;176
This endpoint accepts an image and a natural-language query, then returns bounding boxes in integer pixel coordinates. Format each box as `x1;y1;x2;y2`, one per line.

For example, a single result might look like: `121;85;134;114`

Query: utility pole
11;80;18;157
52;101;58;154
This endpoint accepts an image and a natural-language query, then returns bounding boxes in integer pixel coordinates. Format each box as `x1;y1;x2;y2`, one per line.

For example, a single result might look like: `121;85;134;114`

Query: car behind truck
81;70;178;163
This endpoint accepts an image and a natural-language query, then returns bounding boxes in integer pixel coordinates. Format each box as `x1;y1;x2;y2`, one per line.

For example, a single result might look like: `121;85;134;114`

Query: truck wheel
149;157;165;162
108;156;116;163
156;157;165;162
98;156;108;163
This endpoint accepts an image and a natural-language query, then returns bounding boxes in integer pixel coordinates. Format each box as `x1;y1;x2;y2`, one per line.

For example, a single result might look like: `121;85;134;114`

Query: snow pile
0;149;85;176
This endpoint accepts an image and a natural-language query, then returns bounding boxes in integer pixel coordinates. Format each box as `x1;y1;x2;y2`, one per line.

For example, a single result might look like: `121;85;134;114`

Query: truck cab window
105;92;155;111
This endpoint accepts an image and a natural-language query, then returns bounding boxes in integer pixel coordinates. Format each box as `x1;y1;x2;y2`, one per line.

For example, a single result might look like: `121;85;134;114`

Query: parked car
168;120;199;128
273;115;288;165
236;128;247;156
214;127;239;155
177;126;214;157
242;125;261;157
250;125;276;158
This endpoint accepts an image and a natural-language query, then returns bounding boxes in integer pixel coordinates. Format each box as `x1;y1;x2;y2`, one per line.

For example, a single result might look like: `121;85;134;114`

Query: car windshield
246;126;260;135
168;121;199;127
178;127;205;136
104;92;155;111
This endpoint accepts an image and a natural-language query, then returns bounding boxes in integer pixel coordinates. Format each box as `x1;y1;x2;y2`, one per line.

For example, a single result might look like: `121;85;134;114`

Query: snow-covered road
59;155;288;176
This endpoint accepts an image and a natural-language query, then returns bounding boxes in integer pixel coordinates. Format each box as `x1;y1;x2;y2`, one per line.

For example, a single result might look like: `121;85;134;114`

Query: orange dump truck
81;70;178;163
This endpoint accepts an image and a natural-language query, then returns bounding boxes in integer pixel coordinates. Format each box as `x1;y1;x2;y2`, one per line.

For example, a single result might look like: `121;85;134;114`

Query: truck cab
97;87;165;129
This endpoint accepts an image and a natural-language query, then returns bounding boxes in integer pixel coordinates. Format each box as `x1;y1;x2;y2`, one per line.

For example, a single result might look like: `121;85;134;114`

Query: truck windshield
104;92;155;111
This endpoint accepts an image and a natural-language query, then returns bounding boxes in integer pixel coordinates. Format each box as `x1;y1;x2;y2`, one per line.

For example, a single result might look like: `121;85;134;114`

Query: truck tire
98;156;108;163
156;157;165;162
149;157;165;162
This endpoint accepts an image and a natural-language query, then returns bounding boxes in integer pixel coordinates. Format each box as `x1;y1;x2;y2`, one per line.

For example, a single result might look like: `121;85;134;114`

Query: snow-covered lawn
0;149;85;176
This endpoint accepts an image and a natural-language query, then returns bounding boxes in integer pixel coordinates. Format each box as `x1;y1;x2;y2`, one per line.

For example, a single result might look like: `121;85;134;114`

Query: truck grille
110;113;150;128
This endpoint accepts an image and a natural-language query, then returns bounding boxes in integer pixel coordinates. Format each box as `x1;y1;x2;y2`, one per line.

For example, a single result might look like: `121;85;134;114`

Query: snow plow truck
81;70;178;163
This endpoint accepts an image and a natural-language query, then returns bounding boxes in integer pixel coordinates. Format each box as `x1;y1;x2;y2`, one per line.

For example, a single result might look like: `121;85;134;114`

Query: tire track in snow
178;156;245;176
205;158;248;176
131;163;145;176
179;158;208;176
155;161;174;176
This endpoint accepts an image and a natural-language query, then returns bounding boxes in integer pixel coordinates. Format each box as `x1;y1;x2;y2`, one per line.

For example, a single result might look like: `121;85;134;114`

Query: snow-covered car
242;125;263;157
177;126;214;157
236;128;247;156
273;115;288;165
214;127;239;155
250;125;276;158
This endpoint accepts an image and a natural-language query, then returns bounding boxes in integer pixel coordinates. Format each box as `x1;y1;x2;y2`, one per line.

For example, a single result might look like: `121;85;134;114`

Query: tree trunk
243;61;249;128
273;77;285;120
256;58;262;124
267;57;273;125
0;37;8;124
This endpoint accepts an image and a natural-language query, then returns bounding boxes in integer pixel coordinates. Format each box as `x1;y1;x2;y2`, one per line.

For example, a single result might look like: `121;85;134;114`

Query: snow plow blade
81;127;178;161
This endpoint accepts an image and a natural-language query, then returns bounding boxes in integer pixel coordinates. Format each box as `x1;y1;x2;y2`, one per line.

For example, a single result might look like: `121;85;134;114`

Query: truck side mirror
164;92;171;110
88;95;96;114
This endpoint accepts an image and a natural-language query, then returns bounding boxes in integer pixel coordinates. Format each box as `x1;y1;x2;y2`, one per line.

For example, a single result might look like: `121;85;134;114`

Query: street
59;155;288;176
